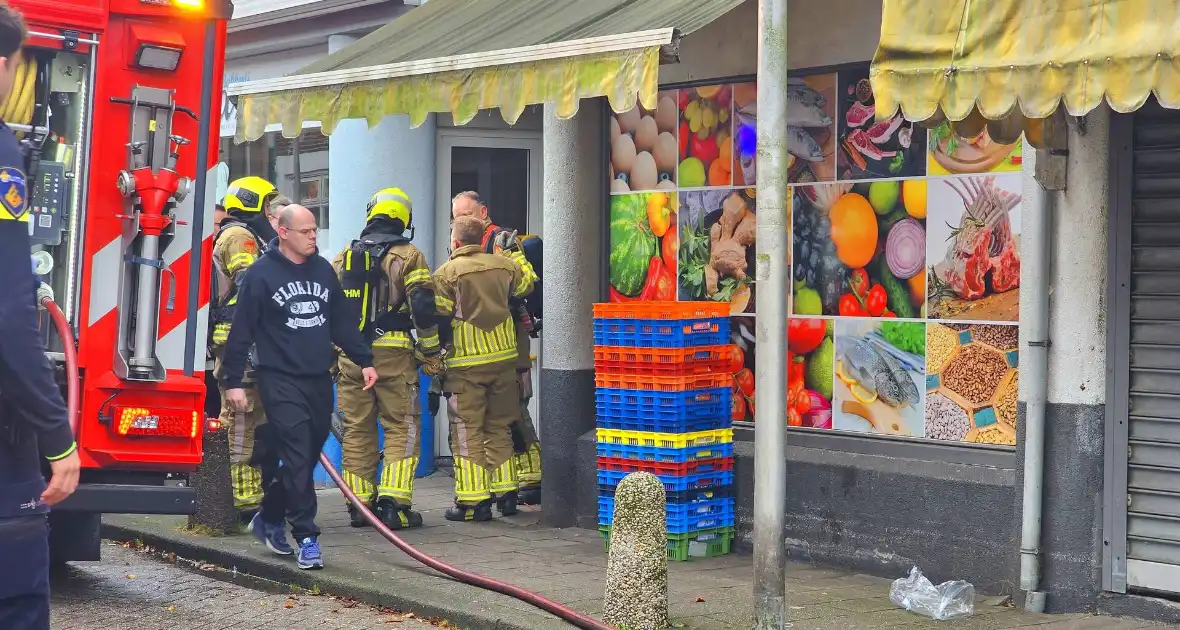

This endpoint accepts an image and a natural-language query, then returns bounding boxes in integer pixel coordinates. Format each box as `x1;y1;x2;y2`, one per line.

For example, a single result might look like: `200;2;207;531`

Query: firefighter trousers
0;515;49;630
337;350;421;507
255;372;334;541
511;367;542;489
442;360;518;505
218;382;265;511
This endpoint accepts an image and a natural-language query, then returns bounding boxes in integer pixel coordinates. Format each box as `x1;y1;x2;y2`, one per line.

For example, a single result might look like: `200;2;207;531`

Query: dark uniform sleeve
329;272;373;368
0;132;74;461
221;266;260;390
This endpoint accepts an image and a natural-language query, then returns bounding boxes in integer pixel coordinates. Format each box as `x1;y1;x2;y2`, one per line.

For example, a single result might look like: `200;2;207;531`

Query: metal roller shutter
1125;100;1180;593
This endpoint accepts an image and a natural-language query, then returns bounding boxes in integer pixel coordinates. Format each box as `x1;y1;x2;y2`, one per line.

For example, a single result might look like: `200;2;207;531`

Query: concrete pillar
325;35;437;263
540;100;604;527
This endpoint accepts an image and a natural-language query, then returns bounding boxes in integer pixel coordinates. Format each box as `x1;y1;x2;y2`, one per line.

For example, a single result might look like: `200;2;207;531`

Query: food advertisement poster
605;62;1022;448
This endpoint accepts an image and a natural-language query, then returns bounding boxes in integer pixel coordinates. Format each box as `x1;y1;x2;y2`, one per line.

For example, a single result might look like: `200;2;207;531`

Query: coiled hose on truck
43;298;79;433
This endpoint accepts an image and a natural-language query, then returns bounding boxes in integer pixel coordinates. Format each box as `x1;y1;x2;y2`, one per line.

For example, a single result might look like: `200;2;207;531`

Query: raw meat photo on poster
678;188;755;314
926;174;1022;322
607;192;678;302
832;319;926;438
836;66;927;180
610;89;679;193
926;323;1018;445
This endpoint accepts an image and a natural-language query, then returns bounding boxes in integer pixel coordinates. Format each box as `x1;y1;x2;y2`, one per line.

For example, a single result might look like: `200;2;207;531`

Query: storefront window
219;128;330;229
606;63;1023;449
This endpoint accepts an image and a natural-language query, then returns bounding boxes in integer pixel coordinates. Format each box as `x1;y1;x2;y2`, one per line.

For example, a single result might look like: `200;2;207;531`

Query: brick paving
105;473;1174;630
50;542;441;630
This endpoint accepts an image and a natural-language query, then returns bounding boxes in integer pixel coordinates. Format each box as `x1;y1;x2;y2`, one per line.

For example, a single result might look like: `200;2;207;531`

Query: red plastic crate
593;372;731;391
593;345;732;374
596;455;735;476
593;301;730;320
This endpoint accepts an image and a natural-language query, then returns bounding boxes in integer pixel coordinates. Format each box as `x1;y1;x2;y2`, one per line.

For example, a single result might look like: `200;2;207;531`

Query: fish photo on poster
926;174;1021;322
678;188;756;315
832;319;926;438
784;74;838;184
836;66;928;180
610;89;680;194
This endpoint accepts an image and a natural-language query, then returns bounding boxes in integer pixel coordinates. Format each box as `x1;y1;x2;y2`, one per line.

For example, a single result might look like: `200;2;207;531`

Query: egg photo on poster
610;89;679;194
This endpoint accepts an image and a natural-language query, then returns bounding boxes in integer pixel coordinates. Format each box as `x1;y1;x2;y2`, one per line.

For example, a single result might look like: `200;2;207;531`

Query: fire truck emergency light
128;23;186;72
114;406;200;438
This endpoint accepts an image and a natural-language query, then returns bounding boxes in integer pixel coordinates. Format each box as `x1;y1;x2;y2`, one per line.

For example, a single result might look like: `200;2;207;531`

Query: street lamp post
753;0;789;628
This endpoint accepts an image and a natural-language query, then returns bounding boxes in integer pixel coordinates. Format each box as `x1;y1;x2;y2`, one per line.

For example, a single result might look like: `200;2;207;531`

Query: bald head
276;204;318;260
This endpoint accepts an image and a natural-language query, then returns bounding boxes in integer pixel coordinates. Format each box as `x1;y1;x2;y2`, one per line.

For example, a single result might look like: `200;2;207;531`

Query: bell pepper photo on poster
608;192;678;302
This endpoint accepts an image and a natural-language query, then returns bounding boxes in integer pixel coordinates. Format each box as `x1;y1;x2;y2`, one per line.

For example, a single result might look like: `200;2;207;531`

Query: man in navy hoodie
222;204;377;569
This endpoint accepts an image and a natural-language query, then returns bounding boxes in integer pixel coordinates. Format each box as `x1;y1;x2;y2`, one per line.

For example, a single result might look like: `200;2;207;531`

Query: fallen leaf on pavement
284;600;296;609
125;574;136;579
694;596;705;603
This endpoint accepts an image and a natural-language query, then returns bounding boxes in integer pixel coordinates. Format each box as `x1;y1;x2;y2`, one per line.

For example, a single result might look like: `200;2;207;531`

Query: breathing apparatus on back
342;188;418;341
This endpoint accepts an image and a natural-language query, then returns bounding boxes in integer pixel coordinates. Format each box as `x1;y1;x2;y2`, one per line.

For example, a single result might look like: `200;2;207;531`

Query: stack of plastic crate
591;301;736;561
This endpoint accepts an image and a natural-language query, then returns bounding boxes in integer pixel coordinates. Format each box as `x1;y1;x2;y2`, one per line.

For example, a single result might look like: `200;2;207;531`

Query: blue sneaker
248;512;293;556
297;537;323;570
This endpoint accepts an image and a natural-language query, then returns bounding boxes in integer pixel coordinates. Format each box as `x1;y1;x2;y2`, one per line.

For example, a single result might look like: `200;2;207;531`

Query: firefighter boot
376;498;423;530
347;501;374;528
491;458;519;516
444;499;494;523
515;443;543;506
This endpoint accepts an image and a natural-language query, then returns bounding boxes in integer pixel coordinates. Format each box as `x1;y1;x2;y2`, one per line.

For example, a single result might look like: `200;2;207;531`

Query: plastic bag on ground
889;566;975;620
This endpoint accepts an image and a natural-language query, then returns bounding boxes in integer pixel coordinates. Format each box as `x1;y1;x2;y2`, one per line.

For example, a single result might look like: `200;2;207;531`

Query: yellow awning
870;0;1180;122
226;0;745;143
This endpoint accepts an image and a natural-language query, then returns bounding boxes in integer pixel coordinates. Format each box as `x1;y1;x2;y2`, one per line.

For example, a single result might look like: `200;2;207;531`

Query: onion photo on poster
608;192;678;302
678;188;755;314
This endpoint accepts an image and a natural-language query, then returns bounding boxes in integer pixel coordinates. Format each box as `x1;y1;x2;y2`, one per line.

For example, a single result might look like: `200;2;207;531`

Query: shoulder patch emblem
0;167;28;220
242;239;258;254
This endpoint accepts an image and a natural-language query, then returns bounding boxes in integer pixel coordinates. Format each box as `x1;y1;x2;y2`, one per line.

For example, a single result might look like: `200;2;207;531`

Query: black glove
427;391;440;416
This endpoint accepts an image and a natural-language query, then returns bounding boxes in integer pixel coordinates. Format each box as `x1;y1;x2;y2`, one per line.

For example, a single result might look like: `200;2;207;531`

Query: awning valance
226;0;744;143
870;0;1180;123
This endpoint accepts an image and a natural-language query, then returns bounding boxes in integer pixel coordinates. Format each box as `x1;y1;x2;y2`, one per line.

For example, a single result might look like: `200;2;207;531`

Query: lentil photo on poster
610;89;679;194
791;182;927;318
608;192;678;302
831;319;926;438
835;66;927;181
678;188;755;314
925;323;1019;445
926;174;1022;322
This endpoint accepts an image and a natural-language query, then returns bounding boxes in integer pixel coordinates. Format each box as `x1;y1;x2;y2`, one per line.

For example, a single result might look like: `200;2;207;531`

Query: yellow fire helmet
223;176;277;214
366;187;413;228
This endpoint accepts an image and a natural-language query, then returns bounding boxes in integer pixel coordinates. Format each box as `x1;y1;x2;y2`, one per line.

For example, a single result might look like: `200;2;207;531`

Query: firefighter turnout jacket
335;233;439;353
210;220;267;362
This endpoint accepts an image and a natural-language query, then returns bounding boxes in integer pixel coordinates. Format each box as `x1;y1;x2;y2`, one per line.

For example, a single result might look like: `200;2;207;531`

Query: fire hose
317;451;612;630
42;297;79;433
41;286;606;627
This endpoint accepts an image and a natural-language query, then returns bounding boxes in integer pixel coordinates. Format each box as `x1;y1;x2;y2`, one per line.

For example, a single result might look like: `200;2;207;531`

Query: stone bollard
187;421;239;534
603;471;668;630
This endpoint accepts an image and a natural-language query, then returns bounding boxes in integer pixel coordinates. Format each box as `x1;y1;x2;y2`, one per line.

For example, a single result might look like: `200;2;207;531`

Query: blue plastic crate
597;495;736;534
592;317;730;347
595;387;730;424
597;468;734;493
596;441;735;463
598;483;734;505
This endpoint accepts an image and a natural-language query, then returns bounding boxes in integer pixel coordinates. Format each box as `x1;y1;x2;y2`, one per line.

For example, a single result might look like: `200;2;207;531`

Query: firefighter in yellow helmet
433;215;537;522
333;188;444;529
210;175;279;522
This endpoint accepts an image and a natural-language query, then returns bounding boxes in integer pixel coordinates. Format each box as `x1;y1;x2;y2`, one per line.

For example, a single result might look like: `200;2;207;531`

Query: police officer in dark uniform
0;5;81;628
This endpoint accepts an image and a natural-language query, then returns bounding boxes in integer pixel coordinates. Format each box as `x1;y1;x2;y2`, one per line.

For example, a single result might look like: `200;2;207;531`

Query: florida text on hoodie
221;240;373;389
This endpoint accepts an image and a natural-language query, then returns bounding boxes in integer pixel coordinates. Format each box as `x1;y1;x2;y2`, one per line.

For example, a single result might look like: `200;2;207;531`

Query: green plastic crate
599;525;735;561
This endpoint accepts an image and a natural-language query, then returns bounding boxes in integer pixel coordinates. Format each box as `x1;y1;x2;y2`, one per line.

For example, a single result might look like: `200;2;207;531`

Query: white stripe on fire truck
158;302;209;372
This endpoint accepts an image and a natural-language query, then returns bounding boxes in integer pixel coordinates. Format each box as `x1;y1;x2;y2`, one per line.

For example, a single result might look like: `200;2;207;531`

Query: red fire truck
9;0;230;562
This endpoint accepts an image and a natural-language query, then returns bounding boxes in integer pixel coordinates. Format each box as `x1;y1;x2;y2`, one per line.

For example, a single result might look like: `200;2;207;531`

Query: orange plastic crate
594;372;731;391
593;345;731;373
593;301;730;320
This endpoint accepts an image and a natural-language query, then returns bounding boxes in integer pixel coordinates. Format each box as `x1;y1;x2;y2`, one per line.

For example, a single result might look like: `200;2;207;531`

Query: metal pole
754;0;788;628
